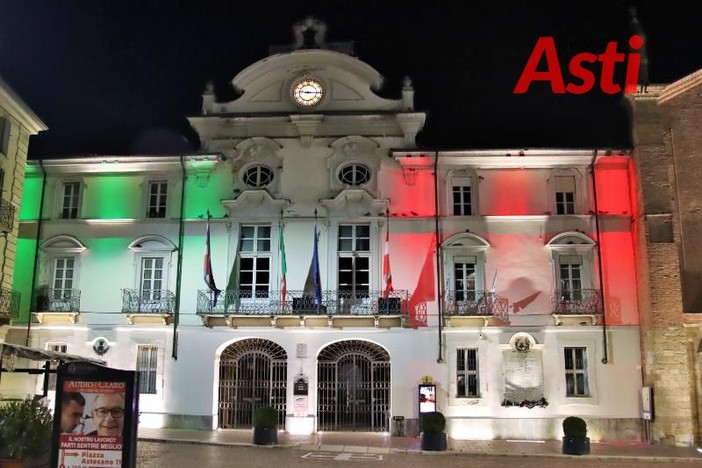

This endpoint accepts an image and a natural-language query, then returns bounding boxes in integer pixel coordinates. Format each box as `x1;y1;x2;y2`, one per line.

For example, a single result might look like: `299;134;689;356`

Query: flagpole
279;209;287;311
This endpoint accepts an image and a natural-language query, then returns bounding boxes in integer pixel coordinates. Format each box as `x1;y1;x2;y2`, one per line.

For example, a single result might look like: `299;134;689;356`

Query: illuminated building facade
9;22;648;441
0;76;47;337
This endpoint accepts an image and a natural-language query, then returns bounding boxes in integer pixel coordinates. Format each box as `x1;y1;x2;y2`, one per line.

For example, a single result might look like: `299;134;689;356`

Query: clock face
292;78;324;107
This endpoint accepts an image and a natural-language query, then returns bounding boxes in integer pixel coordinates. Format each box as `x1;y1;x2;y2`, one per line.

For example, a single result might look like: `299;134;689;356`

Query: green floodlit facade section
184;169;227;219
14;238;37;323
18;174;42;221
11;160;230;322
84;175;139;219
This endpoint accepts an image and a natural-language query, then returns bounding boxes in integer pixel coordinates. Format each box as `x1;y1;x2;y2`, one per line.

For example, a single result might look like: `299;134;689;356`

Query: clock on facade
291;77;324;107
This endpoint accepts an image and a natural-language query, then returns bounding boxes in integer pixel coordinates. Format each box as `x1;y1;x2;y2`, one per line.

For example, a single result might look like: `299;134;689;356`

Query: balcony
0;198;14;234
32;287;81;324
0;287;20;325
196;289;409;328
444;290;509;327
551;289;603;326
121;289;175;325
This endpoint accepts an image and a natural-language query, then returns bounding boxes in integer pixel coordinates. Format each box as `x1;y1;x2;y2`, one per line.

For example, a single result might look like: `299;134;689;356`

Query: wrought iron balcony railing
0;287;20;318
196;289;409;316
121;289;175;314
33;288;81;312
551;289;603;315
444;290;509;320
0;198;14;234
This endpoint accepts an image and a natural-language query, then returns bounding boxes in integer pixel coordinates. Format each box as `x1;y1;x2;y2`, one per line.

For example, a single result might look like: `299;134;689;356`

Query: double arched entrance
217;338;390;432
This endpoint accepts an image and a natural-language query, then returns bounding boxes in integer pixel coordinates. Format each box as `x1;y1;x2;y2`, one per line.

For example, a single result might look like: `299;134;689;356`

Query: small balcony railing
0;198;14;234
551;289;603;315
0;287;20;318
33;288;81;312
121;289;175;314
444;290;509;320
196;289;409;316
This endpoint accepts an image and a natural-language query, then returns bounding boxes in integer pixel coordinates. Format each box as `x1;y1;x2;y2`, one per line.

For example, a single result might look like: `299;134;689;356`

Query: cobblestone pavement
136;441;702;468
138;427;702;461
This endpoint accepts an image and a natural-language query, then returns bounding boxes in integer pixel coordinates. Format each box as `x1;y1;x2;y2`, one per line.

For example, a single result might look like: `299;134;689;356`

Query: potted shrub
252;406;278;445
0;396;54;467
562;416;590;455
420;411;447;451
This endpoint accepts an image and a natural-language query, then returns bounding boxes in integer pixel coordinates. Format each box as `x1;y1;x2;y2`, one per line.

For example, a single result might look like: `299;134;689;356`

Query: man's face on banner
91;393;125;437
61;399;85;433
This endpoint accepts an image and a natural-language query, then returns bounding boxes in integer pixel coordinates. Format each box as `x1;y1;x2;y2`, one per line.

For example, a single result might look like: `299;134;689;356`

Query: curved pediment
546;231;595;247
128;235;177;252
213;50;403;114
443;233;491;250
40;235;87;254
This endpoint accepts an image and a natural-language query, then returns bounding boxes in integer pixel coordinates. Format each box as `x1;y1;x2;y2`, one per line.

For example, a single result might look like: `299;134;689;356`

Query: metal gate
317;340;390;432
218;338;287;429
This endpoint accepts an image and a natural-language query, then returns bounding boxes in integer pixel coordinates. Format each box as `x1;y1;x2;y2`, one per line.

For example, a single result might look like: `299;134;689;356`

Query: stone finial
292;16;328;50
401;76;415;111
202;81;216;115
402;76;413;90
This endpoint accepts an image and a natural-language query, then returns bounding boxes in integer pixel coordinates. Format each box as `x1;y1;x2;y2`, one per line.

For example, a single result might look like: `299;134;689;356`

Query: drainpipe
26;159;47;346
591;151;608;364
434;151;444;363
172;155;186;360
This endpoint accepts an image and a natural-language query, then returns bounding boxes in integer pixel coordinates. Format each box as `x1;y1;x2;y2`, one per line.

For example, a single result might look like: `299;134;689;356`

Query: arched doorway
317;340;390;432
218;338;287;429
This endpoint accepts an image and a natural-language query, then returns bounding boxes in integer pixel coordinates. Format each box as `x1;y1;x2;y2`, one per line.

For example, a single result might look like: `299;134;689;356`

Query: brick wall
628;81;702;445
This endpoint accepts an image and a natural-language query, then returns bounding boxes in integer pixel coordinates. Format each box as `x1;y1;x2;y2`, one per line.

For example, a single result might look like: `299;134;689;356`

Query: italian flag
279;225;287;303
383;224;393;299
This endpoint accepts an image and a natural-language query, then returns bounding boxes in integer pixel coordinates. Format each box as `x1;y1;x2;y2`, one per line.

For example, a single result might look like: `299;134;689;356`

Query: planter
253;427;278;445
562;436;590;455
420;432;447;451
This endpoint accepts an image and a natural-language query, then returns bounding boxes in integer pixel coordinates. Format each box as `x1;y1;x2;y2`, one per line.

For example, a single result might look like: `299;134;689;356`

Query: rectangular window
136;345;158;395
457;348;479;397
0;168;5;193
564;347;589;397
452;177;472;216
454;257;476;301
61;182;81;219
53;257;75;299
0;117;9;155
238;225;271;298
555;176;576;214
338;225;370;297
559;255;582;301
147;181;168;218
141;257;164;300
46;342;68;391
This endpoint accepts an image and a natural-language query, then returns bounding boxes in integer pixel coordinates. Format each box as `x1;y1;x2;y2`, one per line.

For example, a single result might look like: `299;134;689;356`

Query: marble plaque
502;350;544;403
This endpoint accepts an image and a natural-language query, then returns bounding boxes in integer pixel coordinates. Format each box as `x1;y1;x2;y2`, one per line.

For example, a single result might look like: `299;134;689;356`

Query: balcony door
140;257;164;304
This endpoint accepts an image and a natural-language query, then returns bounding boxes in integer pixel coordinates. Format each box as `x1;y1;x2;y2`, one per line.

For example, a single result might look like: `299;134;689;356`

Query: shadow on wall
507;277;542;313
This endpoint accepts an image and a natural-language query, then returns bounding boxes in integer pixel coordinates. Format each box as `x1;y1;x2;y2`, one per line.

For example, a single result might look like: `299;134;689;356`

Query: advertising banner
51;362;138;468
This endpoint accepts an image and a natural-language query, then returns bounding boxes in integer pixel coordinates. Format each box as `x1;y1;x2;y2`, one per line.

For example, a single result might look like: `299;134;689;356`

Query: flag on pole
382;222;394;299
204;216;221;306
304;224;323;309
279;224;287;303
312;225;322;308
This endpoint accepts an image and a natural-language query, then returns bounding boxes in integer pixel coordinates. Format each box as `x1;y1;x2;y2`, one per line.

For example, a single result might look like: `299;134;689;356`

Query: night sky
0;0;699;159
